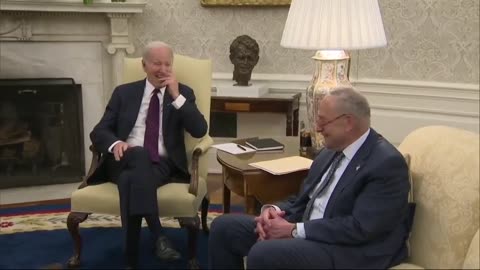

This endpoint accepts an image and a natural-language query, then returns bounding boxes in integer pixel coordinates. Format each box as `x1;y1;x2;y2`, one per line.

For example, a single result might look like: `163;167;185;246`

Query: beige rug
0;211;221;235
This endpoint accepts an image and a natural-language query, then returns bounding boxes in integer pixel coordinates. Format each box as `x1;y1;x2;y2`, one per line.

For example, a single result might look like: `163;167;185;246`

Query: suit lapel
125;80;146;135
323;129;380;217
162;87;174;136
303;150;337;197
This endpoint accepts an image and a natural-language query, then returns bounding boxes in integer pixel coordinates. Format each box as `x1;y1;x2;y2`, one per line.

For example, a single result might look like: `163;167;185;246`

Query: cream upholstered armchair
392;126;479;269
66;54;213;268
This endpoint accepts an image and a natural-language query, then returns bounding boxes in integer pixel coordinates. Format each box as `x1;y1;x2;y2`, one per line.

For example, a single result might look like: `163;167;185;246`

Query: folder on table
249;156;313;175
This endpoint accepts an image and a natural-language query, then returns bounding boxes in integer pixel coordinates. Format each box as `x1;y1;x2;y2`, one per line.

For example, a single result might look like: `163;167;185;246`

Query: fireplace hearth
0;78;84;189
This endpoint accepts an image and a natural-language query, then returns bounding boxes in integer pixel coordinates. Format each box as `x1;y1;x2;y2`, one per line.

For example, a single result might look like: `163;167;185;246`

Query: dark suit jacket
277;129;410;268
88;79;208;184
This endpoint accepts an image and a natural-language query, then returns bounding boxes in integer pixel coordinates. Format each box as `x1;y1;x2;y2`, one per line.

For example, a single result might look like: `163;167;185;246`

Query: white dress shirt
295;129;370;238
108;79;186;156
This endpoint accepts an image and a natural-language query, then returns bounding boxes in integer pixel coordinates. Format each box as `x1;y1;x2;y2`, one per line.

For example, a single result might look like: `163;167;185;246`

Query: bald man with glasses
209;86;411;269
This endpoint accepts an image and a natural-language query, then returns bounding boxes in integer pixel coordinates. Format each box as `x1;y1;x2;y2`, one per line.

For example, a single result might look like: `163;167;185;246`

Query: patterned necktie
144;88;161;163
302;152;345;221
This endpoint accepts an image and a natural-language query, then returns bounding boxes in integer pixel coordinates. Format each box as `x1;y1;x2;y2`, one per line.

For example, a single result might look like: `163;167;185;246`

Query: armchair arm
193;135;214;153
188;135;214;195
80;136;213;196
78;145;101;189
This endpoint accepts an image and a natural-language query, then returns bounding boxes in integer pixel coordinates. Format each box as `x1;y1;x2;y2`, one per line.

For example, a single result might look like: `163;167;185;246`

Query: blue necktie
144;88;160;163
302;152;345;221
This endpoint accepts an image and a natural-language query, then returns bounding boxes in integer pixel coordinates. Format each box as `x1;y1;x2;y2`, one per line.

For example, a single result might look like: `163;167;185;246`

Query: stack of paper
212;143;256;155
249;156;313;175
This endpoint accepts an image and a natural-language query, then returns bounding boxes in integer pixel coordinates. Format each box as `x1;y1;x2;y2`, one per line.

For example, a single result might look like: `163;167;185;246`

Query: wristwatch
291;223;298;238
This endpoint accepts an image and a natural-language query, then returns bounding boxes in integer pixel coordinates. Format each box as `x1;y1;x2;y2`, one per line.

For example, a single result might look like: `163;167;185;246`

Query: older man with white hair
209;86;411;269
88;41;208;268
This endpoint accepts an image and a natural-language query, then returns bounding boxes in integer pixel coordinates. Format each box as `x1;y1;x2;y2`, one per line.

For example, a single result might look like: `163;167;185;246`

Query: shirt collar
342;128;370;161
145;78;166;96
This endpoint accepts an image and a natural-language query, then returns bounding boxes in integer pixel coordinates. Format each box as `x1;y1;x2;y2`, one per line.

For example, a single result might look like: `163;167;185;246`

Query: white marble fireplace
0;0;146;175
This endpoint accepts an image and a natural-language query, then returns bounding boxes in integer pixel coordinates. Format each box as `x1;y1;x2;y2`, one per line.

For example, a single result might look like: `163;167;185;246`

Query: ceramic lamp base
306;50;352;151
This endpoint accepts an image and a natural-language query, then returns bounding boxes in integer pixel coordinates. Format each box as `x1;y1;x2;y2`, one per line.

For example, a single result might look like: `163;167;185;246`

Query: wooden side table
211;93;301;136
217;137;309;215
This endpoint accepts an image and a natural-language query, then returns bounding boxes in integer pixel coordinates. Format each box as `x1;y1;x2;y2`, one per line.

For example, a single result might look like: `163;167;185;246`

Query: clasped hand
254;207;295;241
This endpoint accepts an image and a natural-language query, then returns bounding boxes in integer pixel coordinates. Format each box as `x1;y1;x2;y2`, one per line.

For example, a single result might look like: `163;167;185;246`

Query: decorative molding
0;0;146;96
212;72;480;118
107;13;135;54
0;18;31;40
106;43;135;55
213;72;479;98
370;104;476;117
0;0;147;14
200;0;290;6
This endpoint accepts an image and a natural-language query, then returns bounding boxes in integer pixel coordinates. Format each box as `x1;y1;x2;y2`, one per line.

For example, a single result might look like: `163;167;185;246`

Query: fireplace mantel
1;0;146;96
0;0;147;175
0;0;146;14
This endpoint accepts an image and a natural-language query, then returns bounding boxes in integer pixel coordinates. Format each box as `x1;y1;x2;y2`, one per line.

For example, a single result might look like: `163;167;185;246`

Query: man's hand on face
254;207;285;241
159;72;179;99
113;141;129;161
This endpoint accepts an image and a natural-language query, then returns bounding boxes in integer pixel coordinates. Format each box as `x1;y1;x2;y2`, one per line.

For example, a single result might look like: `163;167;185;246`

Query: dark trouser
208;214;334;269
208;214;402;269
107;146;174;266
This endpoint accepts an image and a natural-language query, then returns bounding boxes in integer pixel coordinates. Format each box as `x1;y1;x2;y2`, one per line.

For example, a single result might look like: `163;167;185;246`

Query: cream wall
130;0;479;84
128;0;479;172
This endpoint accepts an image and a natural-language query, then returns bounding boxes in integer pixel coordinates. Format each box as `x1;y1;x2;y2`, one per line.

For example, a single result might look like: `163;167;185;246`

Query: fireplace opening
0;78;84;189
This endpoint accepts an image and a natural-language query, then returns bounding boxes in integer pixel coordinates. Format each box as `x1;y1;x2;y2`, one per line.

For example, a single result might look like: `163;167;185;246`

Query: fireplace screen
0;78;84;189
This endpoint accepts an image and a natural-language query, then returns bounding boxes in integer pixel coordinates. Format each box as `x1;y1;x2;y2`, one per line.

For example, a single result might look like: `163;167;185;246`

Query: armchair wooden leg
66;212;89;268
178;215;200;270
200;196;210;233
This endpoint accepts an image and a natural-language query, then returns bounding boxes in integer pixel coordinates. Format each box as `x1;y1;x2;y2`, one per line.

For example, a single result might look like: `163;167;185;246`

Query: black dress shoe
155;235;181;261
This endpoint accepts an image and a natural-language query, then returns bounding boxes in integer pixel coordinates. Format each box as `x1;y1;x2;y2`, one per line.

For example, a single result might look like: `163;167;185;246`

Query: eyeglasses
317;114;348;129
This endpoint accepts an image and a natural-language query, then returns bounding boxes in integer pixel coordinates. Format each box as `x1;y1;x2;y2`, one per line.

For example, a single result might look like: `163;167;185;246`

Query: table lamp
281;0;387;150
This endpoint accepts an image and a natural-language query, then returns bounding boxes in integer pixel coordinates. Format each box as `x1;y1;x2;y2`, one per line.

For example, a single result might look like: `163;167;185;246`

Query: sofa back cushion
398;126;479;269
463;229;479;269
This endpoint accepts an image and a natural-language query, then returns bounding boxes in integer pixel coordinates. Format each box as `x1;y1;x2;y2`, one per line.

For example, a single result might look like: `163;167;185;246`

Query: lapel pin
356;165;361;171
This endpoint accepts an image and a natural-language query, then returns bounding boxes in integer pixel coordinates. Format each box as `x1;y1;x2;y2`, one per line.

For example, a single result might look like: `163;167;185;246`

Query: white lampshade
281;0;387;50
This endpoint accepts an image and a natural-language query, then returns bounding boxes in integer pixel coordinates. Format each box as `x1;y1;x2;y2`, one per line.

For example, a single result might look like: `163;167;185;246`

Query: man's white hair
142;41;174;61
328;86;371;125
